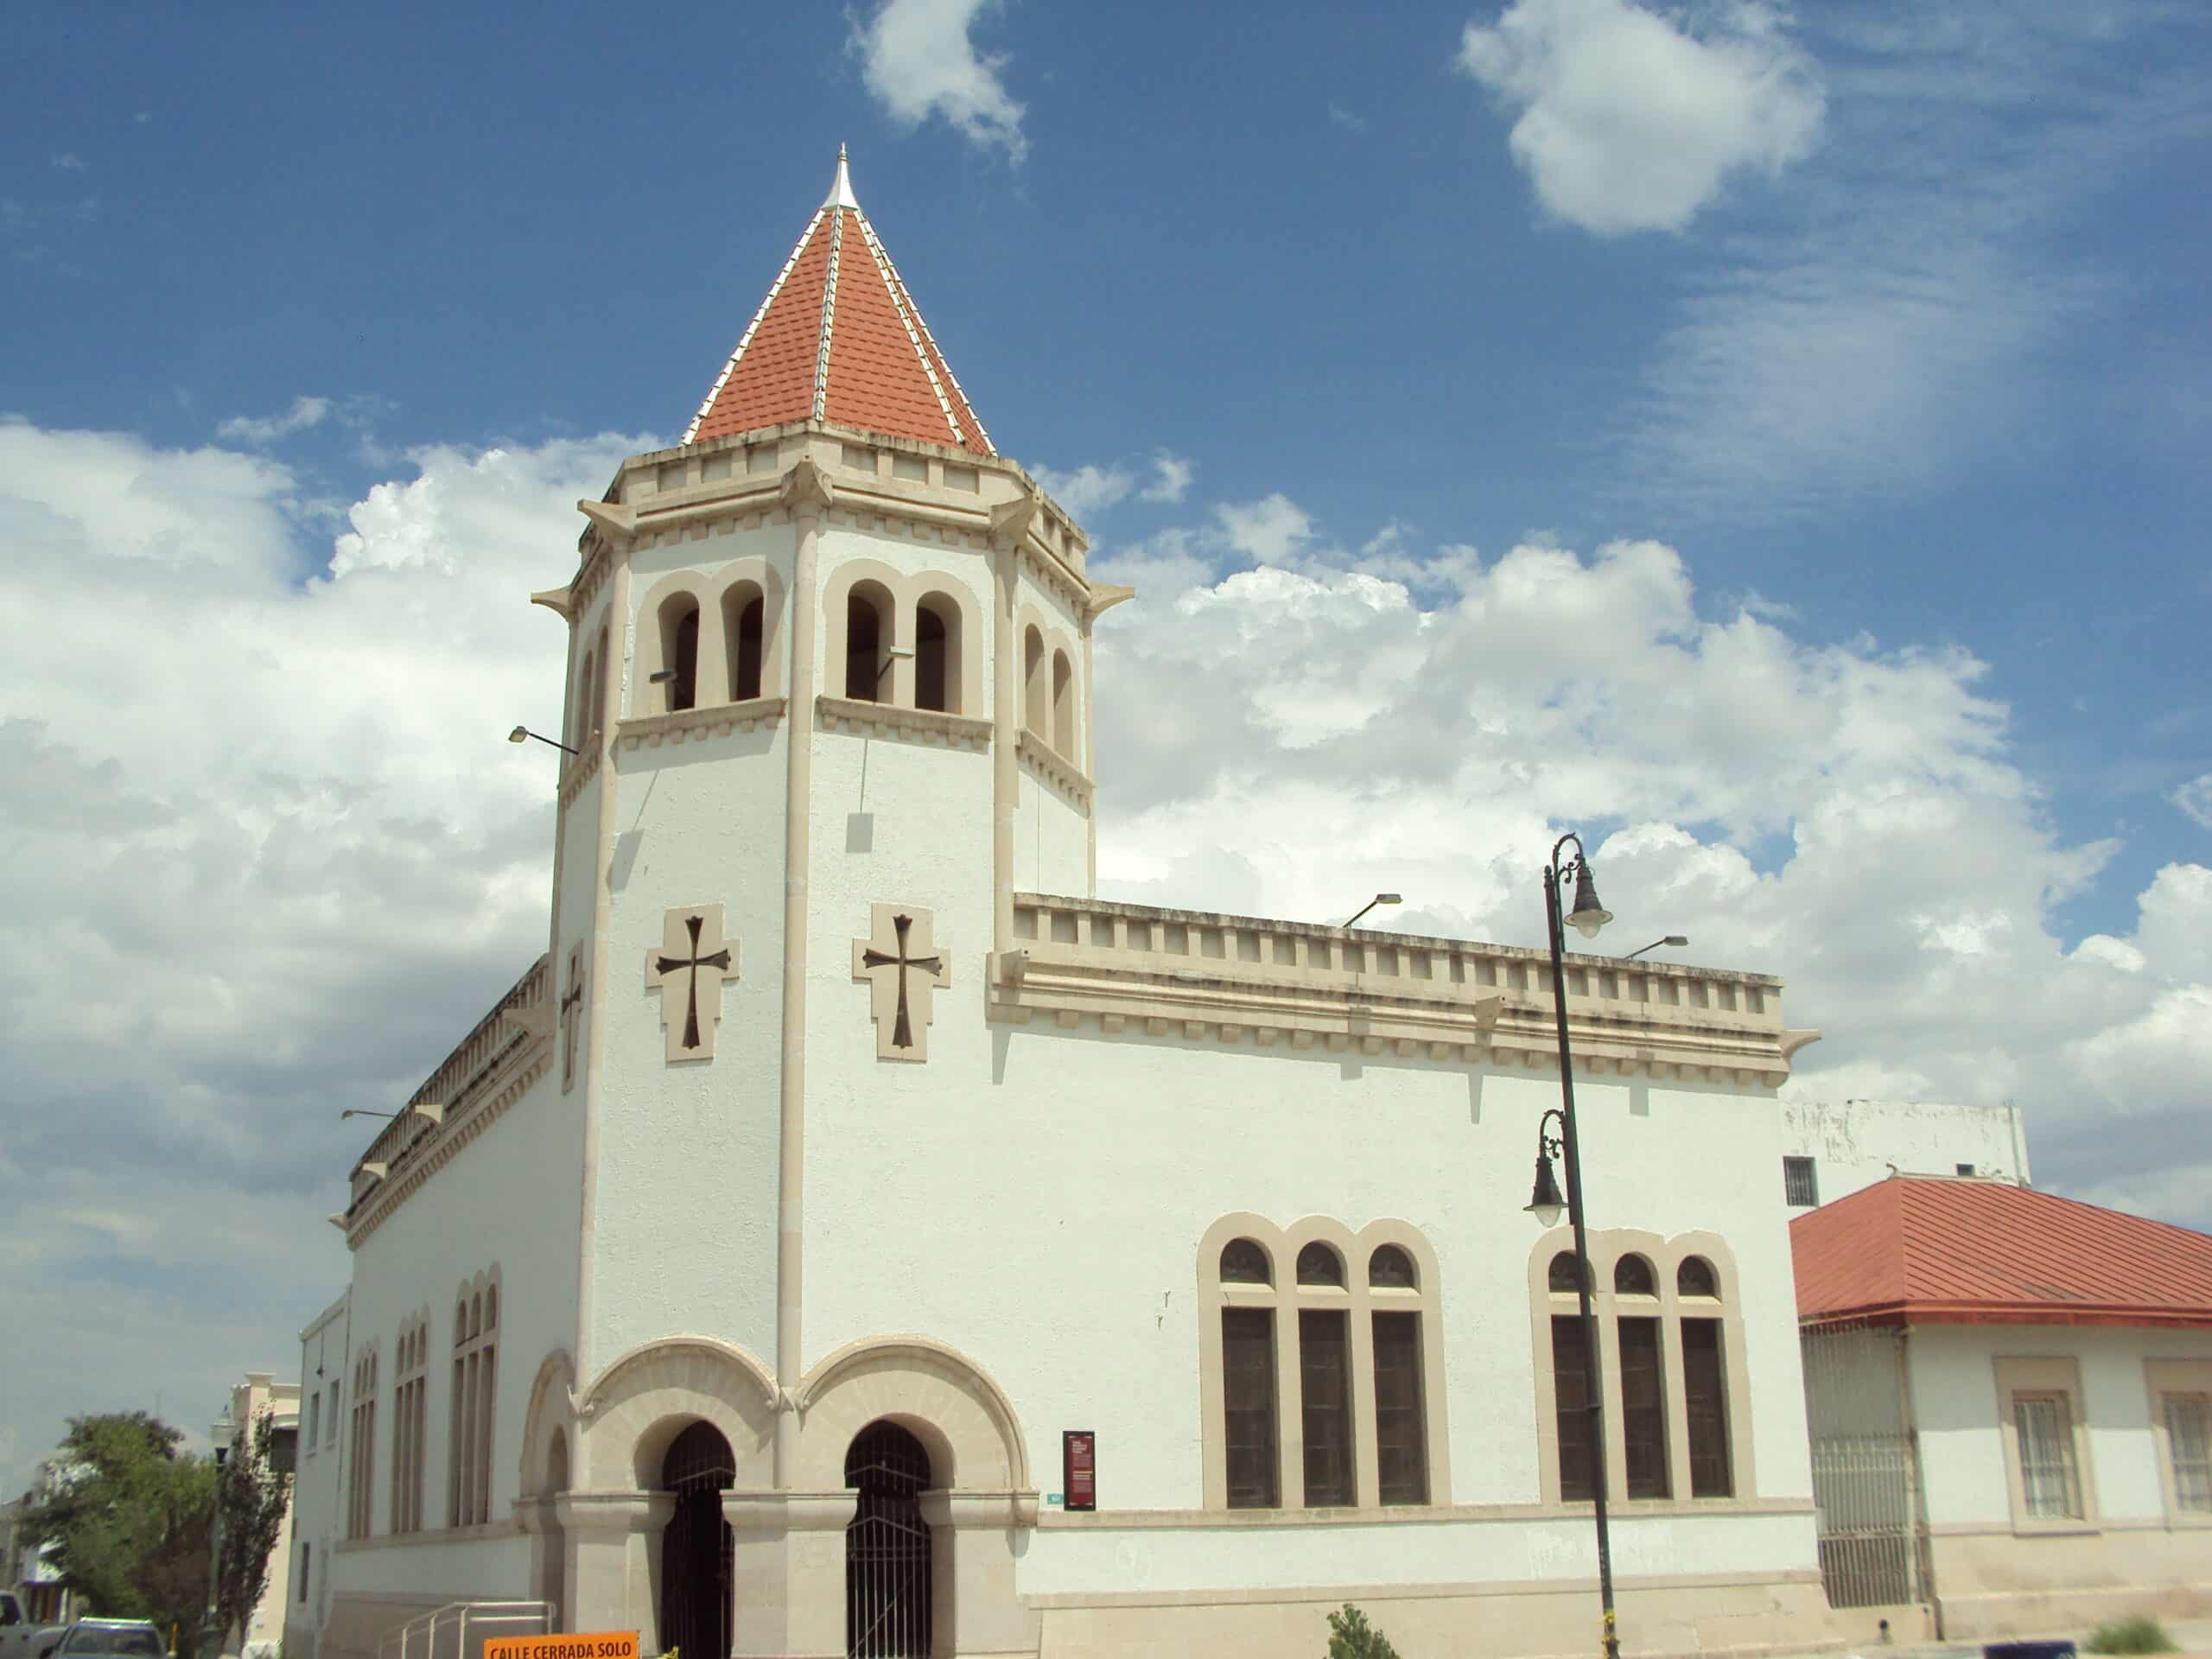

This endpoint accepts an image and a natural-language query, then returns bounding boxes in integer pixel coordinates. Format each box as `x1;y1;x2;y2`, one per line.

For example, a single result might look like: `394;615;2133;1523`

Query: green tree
1326;1603;1403;1659
213;1409;292;1655
22;1414;216;1656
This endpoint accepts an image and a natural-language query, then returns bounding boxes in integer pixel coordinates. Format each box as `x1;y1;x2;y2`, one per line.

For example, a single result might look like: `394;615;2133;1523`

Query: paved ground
1812;1621;2212;1659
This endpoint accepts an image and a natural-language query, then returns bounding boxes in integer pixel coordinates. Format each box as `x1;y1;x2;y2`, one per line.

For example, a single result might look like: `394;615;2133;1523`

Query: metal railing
375;1599;551;1659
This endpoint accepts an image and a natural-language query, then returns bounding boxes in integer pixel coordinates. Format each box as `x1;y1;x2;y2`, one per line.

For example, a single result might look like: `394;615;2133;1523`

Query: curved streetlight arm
1543;839;1621;1659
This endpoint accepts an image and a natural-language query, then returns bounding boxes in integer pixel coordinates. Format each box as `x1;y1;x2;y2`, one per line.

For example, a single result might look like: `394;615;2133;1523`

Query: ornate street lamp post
1524;831;1620;1659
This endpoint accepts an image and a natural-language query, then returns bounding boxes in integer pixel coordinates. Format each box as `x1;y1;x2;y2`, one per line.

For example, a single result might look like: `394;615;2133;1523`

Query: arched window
1548;1250;1586;1294
1205;1223;1442;1513
1677;1256;1718;1298
1023;626;1046;736
346;1347;378;1540
1221;1237;1271;1284
1297;1243;1344;1287
914;595;957;713
659;596;699;713
1370;1246;1417;1289
573;647;595;749
449;1270;499;1529
845;587;891;702
726;588;765;702
588;625;607;737
390;1315;428;1535
1052;649;1075;756
1615;1255;1656;1295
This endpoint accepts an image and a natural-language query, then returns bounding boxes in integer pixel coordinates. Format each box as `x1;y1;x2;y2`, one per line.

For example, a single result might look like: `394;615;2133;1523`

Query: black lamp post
1527;830;1620;1659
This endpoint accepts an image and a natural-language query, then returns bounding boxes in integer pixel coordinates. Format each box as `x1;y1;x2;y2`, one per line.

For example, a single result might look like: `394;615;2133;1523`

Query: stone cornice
615;697;788;752
995;894;1808;1084
1016;730;1092;808
557;740;605;809
344;1048;550;1248
817;694;992;750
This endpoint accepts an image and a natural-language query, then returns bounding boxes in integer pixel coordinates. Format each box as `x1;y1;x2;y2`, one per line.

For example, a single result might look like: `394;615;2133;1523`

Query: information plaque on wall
1062;1429;1096;1512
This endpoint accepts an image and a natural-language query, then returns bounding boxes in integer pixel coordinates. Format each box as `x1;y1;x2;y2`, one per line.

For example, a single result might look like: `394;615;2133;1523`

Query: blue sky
2;0;2209;1492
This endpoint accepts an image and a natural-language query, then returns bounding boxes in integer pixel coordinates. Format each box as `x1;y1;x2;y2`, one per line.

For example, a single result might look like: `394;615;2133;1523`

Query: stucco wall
1780;1099;2029;1206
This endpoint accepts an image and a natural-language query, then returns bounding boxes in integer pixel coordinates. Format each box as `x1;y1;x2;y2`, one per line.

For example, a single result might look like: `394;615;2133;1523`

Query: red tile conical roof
683;149;994;455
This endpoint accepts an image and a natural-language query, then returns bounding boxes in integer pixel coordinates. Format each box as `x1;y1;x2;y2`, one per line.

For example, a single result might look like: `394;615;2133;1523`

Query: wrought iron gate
846;1421;933;1659
1802;1323;1923;1609
660;1421;735;1659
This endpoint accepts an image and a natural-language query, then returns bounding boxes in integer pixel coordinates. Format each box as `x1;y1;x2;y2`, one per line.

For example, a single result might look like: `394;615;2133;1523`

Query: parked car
37;1621;165;1659
0;1593;62;1659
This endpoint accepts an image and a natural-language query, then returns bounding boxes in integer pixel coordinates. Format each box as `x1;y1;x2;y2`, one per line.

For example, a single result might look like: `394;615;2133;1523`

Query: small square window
1956;1163;1977;1177
1783;1156;1819;1207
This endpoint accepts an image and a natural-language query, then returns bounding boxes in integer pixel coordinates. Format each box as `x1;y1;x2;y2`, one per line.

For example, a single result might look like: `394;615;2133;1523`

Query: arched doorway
658;1421;734;1659
844;1421;933;1658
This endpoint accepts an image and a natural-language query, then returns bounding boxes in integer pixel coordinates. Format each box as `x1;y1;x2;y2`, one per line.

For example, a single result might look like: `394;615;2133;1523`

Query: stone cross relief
560;945;586;1092
851;904;950;1063
645;904;738;1063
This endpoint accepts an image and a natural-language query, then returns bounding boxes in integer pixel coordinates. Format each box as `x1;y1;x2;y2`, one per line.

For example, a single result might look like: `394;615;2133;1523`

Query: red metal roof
685;149;994;455
1792;1175;2212;1330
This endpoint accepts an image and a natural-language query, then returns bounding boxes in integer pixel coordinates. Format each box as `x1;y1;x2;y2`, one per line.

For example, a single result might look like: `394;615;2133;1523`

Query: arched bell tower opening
658;1421;734;1659
844;1420;934;1658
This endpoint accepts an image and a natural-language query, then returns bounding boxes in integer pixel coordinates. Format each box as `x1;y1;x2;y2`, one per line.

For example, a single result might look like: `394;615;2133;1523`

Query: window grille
1222;1307;1278;1508
1369;1245;1416;1289
1373;1312;1427;1505
1618;1316;1671;1498
1682;1319;1732;1497
1220;1238;1270;1285
1551;1314;1594;1501
1299;1310;1353;1506
2014;1394;2082;1518
2166;1395;2211;1513
1295;1243;1344;1287
1677;1255;1718;1298
1614;1255;1656;1296
1783;1156;1820;1207
1548;1250;1586;1294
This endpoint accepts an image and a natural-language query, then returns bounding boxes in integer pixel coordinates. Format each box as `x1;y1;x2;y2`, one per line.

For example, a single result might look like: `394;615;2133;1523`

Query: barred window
1682;1319;1732;1497
2015;1394;2082;1519
1551;1314;1594;1502
2166;1395;2210;1513
1220;1238;1271;1285
1299;1310;1354;1506
1373;1311;1427;1505
1783;1156;1819;1207
1222;1307;1278;1509
1296;1243;1344;1287
1618;1316;1670;1498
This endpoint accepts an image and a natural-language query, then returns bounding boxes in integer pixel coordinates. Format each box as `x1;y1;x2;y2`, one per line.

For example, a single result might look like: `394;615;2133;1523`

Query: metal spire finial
825;143;861;211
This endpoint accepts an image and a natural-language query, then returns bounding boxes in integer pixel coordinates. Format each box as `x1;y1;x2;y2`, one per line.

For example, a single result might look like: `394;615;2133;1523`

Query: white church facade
289;153;1851;1659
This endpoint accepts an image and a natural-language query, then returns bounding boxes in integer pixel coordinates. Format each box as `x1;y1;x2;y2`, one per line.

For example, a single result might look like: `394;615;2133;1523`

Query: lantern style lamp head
507;725;529;745
1566;861;1612;938
1525;1150;1567;1227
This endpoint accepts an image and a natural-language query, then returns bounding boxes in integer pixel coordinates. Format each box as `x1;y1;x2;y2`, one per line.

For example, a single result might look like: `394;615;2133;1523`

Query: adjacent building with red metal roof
1792;1176;2212;1642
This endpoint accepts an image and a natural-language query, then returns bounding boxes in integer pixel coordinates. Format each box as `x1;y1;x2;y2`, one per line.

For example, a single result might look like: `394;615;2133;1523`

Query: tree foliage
1326;1603;1403;1659
22;1414;215;1653
213;1409;292;1654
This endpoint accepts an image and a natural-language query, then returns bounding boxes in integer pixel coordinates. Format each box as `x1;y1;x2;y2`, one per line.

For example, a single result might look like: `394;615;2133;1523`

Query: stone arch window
448;1267;499;1528
724;583;766;702
658;594;700;713
1022;626;1046;737
572;645;597;751
1220;1237;1271;1285
1531;1233;1749;1507
1297;1243;1344;1287
346;1344;378;1540
914;593;960;713
588;623;608;738
1369;1246;1417;1290
1200;1217;1447;1513
1051;649;1075;757
390;1313;429;1534
845;583;893;702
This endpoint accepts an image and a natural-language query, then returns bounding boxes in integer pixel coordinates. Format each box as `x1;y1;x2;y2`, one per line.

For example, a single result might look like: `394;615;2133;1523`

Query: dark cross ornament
559;946;586;1091
645;904;738;1063
851;903;951;1063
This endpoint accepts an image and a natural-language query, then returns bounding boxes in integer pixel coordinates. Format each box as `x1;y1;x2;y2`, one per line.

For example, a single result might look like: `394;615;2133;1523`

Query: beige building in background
215;1374;301;1659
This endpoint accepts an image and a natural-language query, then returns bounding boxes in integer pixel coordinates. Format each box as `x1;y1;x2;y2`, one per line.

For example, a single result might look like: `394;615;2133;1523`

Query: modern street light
508;725;579;757
1527;830;1620;1659
1621;934;1688;962
1341;893;1402;929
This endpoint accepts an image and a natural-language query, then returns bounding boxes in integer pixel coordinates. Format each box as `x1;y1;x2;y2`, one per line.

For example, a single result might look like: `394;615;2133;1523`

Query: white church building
289;151;1857;1659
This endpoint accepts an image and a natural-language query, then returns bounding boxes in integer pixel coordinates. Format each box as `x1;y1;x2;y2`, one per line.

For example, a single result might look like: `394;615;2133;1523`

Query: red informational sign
1063;1429;1096;1512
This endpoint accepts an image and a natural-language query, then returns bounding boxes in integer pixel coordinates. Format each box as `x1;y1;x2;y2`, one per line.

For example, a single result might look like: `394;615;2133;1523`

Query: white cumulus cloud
2171;772;2212;830
851;0;1027;162
218;394;335;444
1458;0;1824;235
1140;450;1194;504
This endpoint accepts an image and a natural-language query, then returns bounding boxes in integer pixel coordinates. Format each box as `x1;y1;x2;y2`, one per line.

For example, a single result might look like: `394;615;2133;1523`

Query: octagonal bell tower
528;149;1130;1507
